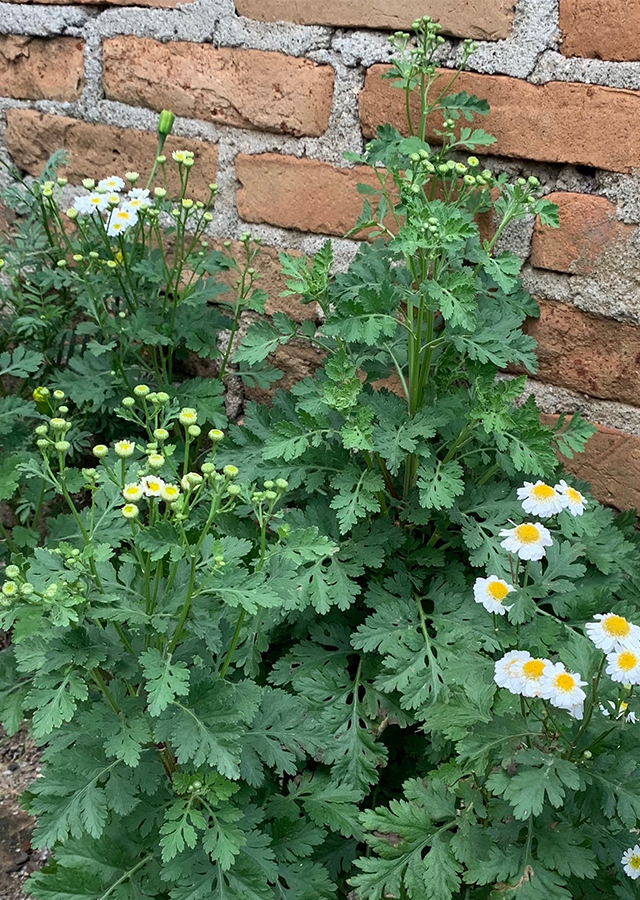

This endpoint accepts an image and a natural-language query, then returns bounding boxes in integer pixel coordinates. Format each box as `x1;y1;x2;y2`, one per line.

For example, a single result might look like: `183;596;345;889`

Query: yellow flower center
522;659;546;679
603;615;631;638
148;481;160;492
565;487;581;503
553;673;575;693
531;483;555;500
618;651;639;672
630;855;640;870
514;524;540;544
487;581;509;602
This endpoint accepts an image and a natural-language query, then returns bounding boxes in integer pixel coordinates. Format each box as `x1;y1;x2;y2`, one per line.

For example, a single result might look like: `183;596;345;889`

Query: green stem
219;609;247;680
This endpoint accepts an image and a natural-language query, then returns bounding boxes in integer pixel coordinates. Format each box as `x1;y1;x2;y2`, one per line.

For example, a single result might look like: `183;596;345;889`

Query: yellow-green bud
208;429;224;443
153;428;169;441
20;583;34;597
186;472;203;487
125;171;140;182
188;425;201;438
223;465;239;479
158;109;176;137
82;178;95;189
156;392;170;404
93;444;109;458
5;565;20;579
467;156;479;167
58;406;69;415
57;260;67;268
134;384;150;398
264;490;277;501
106;260;118;269
55;440;71;452
182;199;194;210
36;439;50;451
122;503;140;520
275;478;288;491
179;408;198;426
53;390;65;401
33;386;50;402
201;462;215;475
66;208;79;220
154;187;167;199
122;396;135;408
2;581;18;597
226;484;241;497
89;251;99;259
35;425;48;436
50;418;68;430
148;454;165;470
57;177;68;187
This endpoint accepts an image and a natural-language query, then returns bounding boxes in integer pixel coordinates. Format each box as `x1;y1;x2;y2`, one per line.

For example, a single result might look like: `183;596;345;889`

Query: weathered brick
5;110;218;201
0;35;83;101
210;240;314;323
236;153;494;239
236;154;377;236
531;192;633;275
103;38;334;138
4;0;191;7
244;339;325;406
543;414;640;511
235;0;514;40
560;0;640;62
525;300;640;406
360;66;640;173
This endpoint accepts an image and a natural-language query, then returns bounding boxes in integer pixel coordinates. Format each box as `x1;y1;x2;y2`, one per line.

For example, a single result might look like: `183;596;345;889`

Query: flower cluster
494;651;587;718
72;174;152;237
586;613;640;685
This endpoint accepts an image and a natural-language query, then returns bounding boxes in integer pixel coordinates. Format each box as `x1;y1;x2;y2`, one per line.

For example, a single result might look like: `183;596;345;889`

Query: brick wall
1;0;640;509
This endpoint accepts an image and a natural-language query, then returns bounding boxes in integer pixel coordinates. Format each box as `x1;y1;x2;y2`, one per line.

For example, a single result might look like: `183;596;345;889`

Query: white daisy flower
600;700;638;723
499;522;553;561
73;192;109;216
555;479;587;516
122;483;144;502
569;702;584;720
517;481;564;518
494;650;531;694
141;475;166;498
106;206;138;237
125;188;152;212
606;648;640;685
622;845;640;879
473;576;515;616
520;657;551;698
585;613;640;652
161;483;181;503
114;440;136;458
98;175;125;193
539;662;587;711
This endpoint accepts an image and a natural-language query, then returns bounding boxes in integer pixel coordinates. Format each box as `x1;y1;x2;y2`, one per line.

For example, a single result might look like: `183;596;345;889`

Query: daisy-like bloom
555;479;587;516
161;483;181;503
98;175;125;193
125;188;152;212
499;522;553;561
622;845;640;879
179;407;198;426
122;483;144;502
121;503;139;520
114;440;136;458
473;576;515;616
141;475;166;498
606;647;640;685
600;700;638;724
539;662;587;712
516;481;564;518
172;150;194;164
585;613;640;652
520;657;551;697
106;206;138;237
73;192;110;216
494;650;531;694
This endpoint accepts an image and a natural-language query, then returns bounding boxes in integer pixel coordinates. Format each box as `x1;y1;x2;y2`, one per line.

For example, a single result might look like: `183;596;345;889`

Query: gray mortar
2;0;640;433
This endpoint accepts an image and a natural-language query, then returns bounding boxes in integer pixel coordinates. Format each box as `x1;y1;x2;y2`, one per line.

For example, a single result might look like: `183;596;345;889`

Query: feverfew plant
217;16;640;899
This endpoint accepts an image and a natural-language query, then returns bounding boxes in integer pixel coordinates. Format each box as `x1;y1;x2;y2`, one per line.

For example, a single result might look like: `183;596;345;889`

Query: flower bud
154;428;169;441
154;187;167;199
263;480;275;490
53;390;65;401
186;472;203;487
36;439;50;451
156;392;170;404
226;484;241;497
208;429;224;443
223;465;238;479
5;565;20;580
82;178;95;190
188;425;201;438
203;212;213;222
148;454;165;470
2;581;18;597
93;444;109;459
50;418;68;431
467;156;479;167
134;384;150;398
126;171;140;183
20;583;34;598
55;440;71;452
35;425;48;436
122;396;135;408
158;109;176;137
66;208;79;220
275;478;288;491
122;503;140;520
179;408;198;426
264;490;277;501
57;260;67;268
114;440;136;458
182;199;194;210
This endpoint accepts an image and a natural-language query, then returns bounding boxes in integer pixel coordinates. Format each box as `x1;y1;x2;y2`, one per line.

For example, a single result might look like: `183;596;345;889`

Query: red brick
0;35;83;101
235;0;514;40
236;153;494;239
543;414;640;511
236;154;379;236
531;192;633;275
526;300;640;406
244;339;326;405
103;38;334;138
5;110;218;202
560;0;640;62
360;66;640;173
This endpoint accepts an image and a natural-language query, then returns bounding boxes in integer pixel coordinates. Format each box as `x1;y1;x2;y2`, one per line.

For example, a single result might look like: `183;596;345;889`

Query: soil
0;727;44;900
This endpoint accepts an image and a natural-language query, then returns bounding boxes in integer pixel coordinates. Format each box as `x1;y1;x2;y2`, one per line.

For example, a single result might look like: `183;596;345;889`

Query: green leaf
137;522;184;562
139;649;190;716
330;466;384;534
418;459;464;510
486;748;582;820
